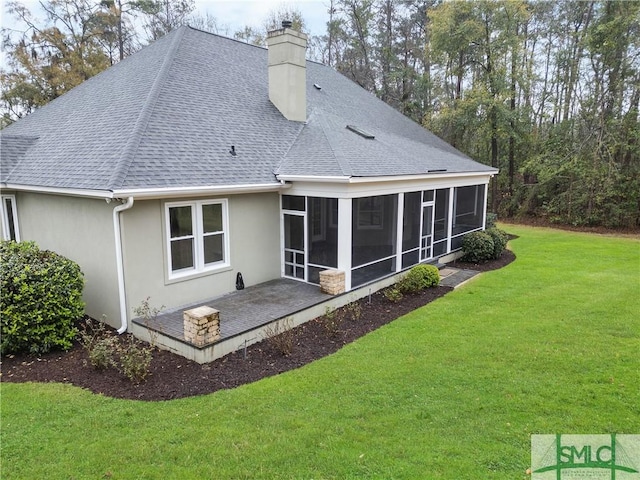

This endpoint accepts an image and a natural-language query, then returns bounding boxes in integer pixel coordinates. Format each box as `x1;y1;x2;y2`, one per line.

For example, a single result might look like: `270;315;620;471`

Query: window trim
355;196;384;230
164;199;230;280
453;185;480;224
1;195;20;242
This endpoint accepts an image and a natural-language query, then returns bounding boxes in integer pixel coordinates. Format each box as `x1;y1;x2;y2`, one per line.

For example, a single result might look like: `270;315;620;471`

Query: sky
0;0;330;37
194;0;329;35
0;0;330;68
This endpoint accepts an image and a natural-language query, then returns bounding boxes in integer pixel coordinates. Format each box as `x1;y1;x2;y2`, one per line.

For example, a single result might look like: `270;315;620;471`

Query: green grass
2;226;639;479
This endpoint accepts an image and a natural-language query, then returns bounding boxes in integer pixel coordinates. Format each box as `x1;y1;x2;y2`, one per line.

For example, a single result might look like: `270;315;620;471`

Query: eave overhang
0;182;289;200
276;169;499;184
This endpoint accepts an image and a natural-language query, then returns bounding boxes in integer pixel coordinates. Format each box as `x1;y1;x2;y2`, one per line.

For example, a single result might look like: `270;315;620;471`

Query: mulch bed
1;250;515;401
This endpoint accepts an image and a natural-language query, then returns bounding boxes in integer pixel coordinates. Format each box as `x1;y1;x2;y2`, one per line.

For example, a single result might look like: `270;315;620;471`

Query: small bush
383;287;403;303
486;228;508;259
398;264;440;293
78;316;117;370
89;337;118;370
486;212;498;229
78;315;107;350
133;297;165;348
263;318;296;356
116;336;153;383
1;241;84;354
461;231;495;263
344;301;362;321
79;316;152;381
322;307;342;337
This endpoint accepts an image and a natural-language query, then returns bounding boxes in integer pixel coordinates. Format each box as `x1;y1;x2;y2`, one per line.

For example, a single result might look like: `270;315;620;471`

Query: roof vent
313;83;322;90
282;20;292;29
346;124;375;139
229;145;236;156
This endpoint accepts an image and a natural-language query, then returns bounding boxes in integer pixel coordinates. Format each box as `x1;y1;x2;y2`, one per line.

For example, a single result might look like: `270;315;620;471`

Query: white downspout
112;197;134;334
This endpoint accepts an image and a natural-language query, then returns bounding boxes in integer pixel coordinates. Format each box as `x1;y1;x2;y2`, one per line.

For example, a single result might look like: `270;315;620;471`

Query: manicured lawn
2;225;639;479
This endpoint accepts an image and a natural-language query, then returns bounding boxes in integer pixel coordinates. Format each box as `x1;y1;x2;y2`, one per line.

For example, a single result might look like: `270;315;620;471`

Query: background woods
2;0;638;228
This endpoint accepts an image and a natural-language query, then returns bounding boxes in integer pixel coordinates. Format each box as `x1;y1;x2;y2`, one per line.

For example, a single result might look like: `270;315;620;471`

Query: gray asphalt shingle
0;26;495;192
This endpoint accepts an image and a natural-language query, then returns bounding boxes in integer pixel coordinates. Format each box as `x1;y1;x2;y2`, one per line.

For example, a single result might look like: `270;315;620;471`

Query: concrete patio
131;265;480;364
133;278;331;345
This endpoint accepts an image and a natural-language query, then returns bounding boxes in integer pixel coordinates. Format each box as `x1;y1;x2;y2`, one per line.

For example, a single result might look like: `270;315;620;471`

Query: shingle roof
0;26;495;193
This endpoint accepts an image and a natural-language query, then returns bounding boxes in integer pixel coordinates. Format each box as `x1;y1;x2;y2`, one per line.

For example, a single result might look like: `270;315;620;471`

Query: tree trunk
508;24;518;202
118;0;124;61
562;1;593;123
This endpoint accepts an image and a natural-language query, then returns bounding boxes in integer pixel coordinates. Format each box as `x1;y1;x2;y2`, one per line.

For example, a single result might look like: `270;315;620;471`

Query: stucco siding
12;192;121;326
121;193;281;323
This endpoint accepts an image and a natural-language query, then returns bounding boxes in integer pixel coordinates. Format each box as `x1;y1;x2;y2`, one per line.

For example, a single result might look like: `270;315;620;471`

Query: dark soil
1;250;515;402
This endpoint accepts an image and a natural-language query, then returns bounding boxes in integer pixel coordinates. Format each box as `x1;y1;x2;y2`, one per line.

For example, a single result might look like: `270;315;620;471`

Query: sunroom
281;178;489;292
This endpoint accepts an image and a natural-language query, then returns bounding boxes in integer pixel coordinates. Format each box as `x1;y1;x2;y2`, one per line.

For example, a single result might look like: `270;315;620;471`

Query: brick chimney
266;21;307;122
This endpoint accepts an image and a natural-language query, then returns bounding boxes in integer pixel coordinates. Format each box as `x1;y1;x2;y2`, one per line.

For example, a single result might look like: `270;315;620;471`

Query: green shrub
344;301;362;321
398;264;440;293
486;212;498;229
116;336;153;383
263;318;296;357
89;337;118;370
78;316;117;370
461;231;495;263
486;228;508;259
383;287;403;303
322;307;342;337
1;241;84;354
79;316;153;381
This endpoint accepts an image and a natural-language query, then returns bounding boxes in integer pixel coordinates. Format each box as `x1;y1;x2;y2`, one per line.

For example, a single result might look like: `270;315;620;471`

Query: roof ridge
316;110;353;177
107;27;187;190
185;25;270;52
273;111;308;175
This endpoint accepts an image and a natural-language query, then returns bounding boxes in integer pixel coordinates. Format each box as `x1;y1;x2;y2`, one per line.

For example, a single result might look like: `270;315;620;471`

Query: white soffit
282;172;495;198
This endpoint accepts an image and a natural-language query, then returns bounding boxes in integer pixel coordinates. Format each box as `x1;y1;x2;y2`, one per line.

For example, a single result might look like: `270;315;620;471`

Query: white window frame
452;185;480;225
355;196;384;230
1;195;20;241
165;199;230;280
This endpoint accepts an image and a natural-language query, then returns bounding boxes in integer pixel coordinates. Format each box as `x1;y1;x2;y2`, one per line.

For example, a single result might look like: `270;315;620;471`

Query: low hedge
398;264;440;293
1;241;84;354
461;228;509;263
486;228;508;260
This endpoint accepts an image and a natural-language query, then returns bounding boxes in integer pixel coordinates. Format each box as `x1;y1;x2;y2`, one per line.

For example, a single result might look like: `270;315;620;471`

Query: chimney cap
281;20;293;29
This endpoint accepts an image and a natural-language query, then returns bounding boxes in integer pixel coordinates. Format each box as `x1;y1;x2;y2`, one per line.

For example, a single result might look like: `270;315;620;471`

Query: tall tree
262;3;307;33
232;4;307;47
101;0;144;62
427;0;529;213
1;0;114;122
137;0;194;41
187;12;230;36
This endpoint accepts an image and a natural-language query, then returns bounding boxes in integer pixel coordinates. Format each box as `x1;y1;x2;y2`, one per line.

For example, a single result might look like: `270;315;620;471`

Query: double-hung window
1;195;20;241
165;199;229;278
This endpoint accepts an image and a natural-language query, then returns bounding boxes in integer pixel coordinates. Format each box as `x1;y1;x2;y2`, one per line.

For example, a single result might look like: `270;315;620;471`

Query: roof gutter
113;197;134;334
1;182;290;200
1;183;114;199
111;182;288;199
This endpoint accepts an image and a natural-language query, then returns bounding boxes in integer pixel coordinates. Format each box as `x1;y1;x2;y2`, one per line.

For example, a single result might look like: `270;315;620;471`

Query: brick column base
183;306;220;346
319;269;345;295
